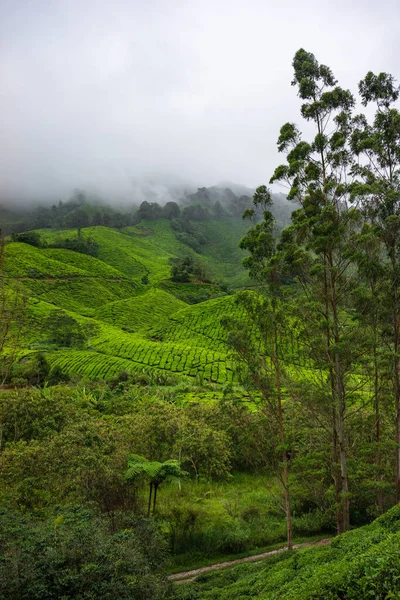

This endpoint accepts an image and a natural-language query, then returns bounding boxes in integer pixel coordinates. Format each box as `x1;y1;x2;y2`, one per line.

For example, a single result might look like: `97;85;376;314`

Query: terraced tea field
155;296;243;350
4;219;335;385
4;219;253;383
94;288;186;333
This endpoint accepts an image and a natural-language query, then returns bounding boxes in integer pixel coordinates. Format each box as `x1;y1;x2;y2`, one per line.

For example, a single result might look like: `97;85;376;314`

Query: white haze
1;0;399;204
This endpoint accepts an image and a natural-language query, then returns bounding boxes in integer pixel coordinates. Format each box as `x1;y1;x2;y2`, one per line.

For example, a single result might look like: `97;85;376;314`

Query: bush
292;510;327;537
47;364;70;385
11;231;44;247
0;506;170;600
51;230;99;256
44;310;85;347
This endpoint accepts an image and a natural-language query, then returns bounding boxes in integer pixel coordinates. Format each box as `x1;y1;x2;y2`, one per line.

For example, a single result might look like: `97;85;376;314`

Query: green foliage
11;231;44;247
126;456;182;489
173;504;400;599
0;506;170;600
3;218;251;386
44;309;85;347
170;256;211;284
126;455;183;516
51;230;100;256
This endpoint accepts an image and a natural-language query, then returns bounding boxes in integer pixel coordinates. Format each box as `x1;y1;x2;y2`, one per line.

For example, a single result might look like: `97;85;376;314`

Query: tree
65;208;89;229
268;49;361;532
44;310;84;347
176;417;232;484
125;455;182;517
350;71;400;502
136;201;162;220
349;223;390;509
223;185;294;549
170;255;210;283
0;507;170;600
91;211;104;226
162;201;181;220
11;231;43;247
213;200;226;218
182;205;210;221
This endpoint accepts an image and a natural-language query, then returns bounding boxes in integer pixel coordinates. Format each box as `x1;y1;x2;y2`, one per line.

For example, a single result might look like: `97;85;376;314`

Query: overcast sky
1;0;399;203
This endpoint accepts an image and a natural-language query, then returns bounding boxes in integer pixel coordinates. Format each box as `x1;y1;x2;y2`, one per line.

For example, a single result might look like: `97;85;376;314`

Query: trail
168;538;332;584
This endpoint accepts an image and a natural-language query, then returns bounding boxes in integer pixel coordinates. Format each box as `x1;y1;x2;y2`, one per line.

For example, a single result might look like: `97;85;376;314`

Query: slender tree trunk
273;314;292;550
332;305;350;531
178;443;182;491
147;483;153;518
372;326;383;510
332;411;343;535
329;251;350;531
153;483;158;516
324;258;343;534
393;282;400;503
335;349;350;531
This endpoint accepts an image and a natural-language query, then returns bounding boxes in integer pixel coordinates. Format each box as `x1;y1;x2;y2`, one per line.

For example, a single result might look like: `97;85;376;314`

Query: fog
1;0;399;205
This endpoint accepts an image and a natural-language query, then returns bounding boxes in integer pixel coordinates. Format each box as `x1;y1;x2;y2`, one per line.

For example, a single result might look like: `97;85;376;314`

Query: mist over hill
0;182;294;236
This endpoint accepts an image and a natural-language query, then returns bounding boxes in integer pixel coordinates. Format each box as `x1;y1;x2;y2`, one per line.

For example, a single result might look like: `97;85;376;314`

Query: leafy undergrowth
173;504;400;600
157;474;330;571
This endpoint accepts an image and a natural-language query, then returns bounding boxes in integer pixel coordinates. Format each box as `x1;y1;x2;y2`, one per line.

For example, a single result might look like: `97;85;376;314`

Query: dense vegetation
0;185;293;237
3;48;400;599
174;504;400;599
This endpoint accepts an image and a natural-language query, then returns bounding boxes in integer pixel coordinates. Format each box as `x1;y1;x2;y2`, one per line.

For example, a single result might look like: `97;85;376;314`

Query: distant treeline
2;186;293;236
11;228;99;256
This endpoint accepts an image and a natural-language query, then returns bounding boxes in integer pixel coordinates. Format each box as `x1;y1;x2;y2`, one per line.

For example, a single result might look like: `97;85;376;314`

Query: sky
1;0;399;204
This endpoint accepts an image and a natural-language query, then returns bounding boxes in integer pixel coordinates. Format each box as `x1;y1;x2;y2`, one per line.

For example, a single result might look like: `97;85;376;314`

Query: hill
2;217;250;384
2;183;293;236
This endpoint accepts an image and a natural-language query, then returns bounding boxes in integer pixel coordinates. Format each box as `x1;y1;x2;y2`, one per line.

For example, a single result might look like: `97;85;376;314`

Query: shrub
0;506;170;600
11;231;44;247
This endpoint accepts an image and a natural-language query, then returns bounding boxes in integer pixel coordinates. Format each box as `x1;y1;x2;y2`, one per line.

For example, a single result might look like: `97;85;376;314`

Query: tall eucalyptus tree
270;49;361;532
351;72;400;501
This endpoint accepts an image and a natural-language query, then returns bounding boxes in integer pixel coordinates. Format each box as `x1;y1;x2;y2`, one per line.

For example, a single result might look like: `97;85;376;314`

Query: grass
23;278;136;315
152;473;330;571
4;242;87;278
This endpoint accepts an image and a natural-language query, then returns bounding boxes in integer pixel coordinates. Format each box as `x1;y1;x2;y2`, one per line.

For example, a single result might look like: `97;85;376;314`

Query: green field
4;219;251;383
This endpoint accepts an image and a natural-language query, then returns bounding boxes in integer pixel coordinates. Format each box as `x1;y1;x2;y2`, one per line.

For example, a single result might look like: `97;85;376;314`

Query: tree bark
332;413;343;535
147;483;153;518
373;328;383;510
153;483;158;516
273;314;292;550
329;250;350;531
393;282;400;503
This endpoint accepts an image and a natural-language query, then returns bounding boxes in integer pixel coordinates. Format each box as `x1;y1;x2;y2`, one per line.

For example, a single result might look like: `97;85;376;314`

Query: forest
2;48;400;599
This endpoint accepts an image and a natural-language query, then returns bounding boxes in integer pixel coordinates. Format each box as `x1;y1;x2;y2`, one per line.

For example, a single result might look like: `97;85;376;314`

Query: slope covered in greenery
174;504;400;600
3;218;250;383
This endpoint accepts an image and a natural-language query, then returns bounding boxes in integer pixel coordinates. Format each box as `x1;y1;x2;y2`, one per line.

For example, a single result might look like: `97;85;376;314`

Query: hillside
3;218;250;384
173;504;400;599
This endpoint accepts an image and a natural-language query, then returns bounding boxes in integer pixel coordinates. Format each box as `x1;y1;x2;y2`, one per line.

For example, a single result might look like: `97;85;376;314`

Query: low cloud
1;0;399;204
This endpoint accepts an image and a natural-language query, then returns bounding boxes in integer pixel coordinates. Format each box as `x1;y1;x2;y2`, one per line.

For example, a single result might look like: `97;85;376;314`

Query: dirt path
168;538;332;584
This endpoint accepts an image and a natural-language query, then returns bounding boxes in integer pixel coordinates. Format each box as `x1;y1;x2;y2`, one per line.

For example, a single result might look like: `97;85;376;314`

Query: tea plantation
3;218;250;383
